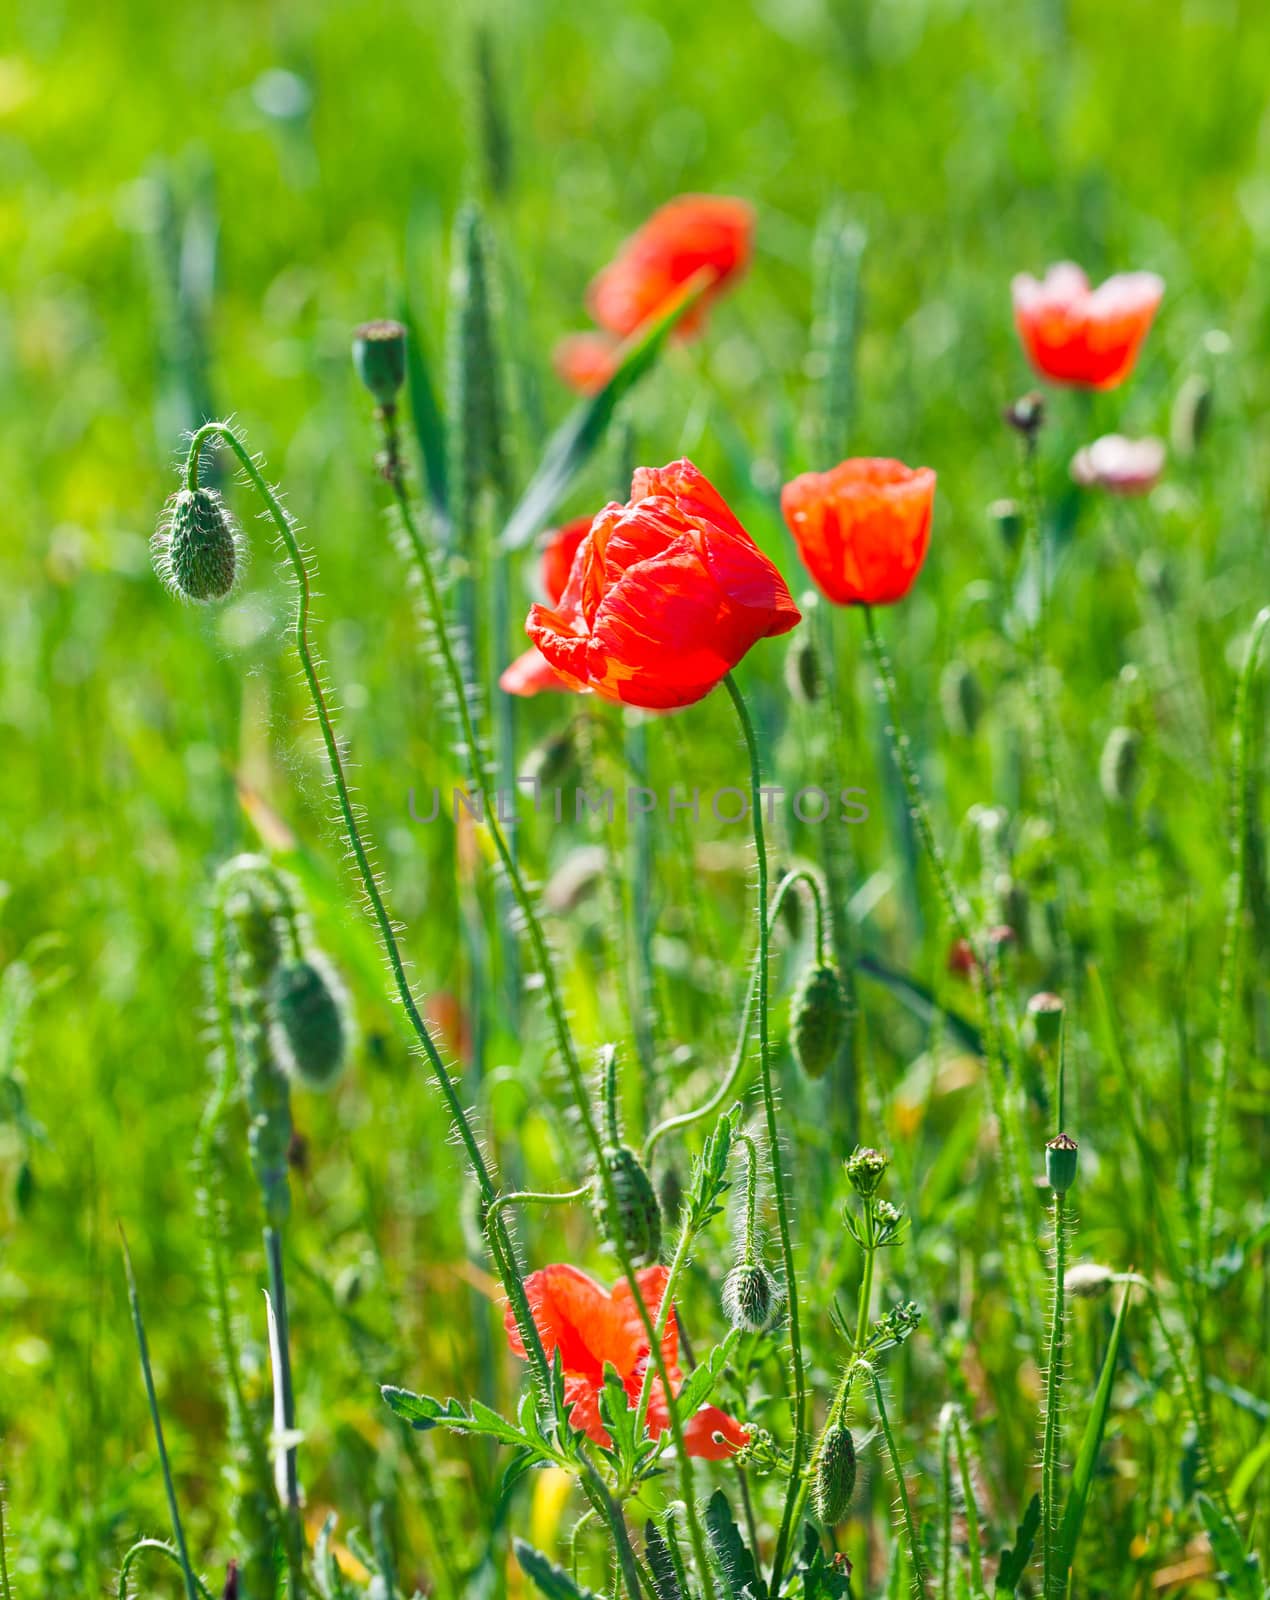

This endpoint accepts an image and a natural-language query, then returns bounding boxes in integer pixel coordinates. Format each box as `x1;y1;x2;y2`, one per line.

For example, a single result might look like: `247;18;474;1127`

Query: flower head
505;1263;749;1458
589;195;754;342
500;517;595;698
1070;434;1166;496
781;458;936;607
523;460;801;710
1011;263;1164;390
553;332;620;395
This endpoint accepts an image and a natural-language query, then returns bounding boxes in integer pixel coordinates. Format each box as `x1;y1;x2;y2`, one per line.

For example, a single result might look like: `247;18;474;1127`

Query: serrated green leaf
1057;1282;1132;1574
705;1488;764;1600
380;1386;526;1449
994;1494;1040;1593
514;1537;600;1600
675;1332;737;1423
499;269;712;552
598;1362;640;1472
645;1520;686;1600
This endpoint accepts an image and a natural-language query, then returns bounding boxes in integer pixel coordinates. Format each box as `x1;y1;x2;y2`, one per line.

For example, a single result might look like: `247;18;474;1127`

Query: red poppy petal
682;1405;751;1460
499;647;574;698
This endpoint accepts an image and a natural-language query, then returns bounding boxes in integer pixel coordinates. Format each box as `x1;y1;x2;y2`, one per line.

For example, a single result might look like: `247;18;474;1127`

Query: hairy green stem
264;1226;303;1597
948;1407;985;1597
1041;1192;1067;1600
865;1361;926;1590
723;672;809;1597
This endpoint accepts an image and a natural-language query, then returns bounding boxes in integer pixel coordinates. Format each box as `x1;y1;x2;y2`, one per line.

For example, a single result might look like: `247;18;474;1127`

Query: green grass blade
1056;1280;1133;1576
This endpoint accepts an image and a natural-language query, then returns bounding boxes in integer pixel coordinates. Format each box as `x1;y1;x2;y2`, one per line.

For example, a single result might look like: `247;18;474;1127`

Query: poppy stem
722;671;809;1597
180;423;555;1417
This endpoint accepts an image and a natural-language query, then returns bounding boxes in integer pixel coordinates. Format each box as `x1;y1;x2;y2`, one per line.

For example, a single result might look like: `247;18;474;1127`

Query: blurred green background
2;0;1268;1592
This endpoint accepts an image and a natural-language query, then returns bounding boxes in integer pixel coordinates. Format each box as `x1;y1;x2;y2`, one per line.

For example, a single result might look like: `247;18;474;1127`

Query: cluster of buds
843;1147;907;1251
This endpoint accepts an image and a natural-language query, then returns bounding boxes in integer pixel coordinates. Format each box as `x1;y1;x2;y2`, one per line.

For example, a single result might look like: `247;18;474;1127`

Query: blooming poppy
1011;263;1164;390
1070;434;1166;496
553;332;620;396
781;458;936;607
504;1263;749;1459
501;517;595;698
589;195;754;343
524;459;801;710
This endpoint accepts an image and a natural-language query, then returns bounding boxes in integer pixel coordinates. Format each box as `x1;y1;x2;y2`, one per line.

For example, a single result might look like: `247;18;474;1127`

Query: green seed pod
593;1144;662;1266
352;320;407;407
784;629;823;706
1046;1132;1079;1194
270;955;347;1090
813;1423;857;1524
1099;725;1142;806
790;963;849;1080
940;659;983;737
154;487;241;603
722;1262;781;1333
1170;372;1212;459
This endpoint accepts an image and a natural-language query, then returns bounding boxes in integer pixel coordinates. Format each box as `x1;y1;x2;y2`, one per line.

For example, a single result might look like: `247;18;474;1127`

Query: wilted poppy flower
781;459;936;607
553;332;620;395
525;460;801;710
504;1263;749;1459
501;517;595;698
1011;263;1164;390
1070;434;1166;496
589;195;754;342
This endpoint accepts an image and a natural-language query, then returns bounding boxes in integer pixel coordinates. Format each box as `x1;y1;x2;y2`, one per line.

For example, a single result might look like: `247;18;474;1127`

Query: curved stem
722;672;808;1597
485;1186;590;1229
183;424;553;1411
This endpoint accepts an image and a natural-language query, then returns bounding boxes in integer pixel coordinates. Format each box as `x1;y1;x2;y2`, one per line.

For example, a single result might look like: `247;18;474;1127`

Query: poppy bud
270;955;348;1090
940;660;982;737
790;963;849;1080
1027;991;1065;1050
813;1423;857;1524
1046;1132;1079;1194
154;487;241;603
1170;372;1212;459
352;320;407;407
593;1144;662;1267
1065;1263;1115;1299
722;1261;781;1334
1099;725;1142;805
1003;392;1045;438
784;629;823;705
989;498;1024;549
845;1145;889;1197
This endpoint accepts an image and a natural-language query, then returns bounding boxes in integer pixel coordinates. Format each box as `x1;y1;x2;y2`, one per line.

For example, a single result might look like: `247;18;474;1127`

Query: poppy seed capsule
813;1423;857;1524
1027;991;1065;1050
270;956;347;1090
722;1261;781;1333
352;320;407;407
1100;725;1142;805
155;487;240;603
1046;1132;1079;1194
791;962;849;1080
593;1144;662;1267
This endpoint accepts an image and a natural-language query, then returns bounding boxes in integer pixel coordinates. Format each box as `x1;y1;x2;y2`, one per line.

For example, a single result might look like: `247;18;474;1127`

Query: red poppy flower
589;195;754;343
553;332;620;395
1011;263;1164;390
1070;434;1165;496
781;458;936;607
501;517;595;698
505;1263;749;1460
524;460;801;710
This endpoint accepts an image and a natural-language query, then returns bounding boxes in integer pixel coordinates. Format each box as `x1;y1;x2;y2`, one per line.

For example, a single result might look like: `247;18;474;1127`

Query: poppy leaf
674;1331;738;1423
645;1520;686;1600
793;1522;852;1600
993;1493;1040;1593
597;1361;640;1471
380;1386;530;1452
514;1538;600;1600
499;268;712;553
1056;1281;1133;1575
705;1487;765;1600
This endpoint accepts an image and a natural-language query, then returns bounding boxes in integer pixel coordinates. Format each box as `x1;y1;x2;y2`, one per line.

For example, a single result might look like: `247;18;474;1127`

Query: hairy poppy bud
593;1144;662;1266
1003;391;1045;438
352;320;407;407
722;1262;781;1334
1027;991;1065;1050
154;487;241;603
845;1145;889;1197
790;963;849;1080
1046;1132;1079;1194
1065;1263;1115;1299
784;628;823;705
813;1423;857;1524
940;660;982;737
1100;725;1142;805
1170;372;1212;459
270;956;348;1090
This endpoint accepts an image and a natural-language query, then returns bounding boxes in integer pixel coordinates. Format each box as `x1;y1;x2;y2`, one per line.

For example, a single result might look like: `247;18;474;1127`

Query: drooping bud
352;320;407;408
154;487;241;603
813;1423;857;1524
1045;1132;1079;1194
940;660;982;737
790;963;849;1080
1027;991;1065;1050
1065;1263;1115;1299
1099;725;1142;805
785;627;823;706
592;1045;662;1266
845;1145;890;1198
722;1262;781;1334
270;955;348;1090
1170;372;1212;459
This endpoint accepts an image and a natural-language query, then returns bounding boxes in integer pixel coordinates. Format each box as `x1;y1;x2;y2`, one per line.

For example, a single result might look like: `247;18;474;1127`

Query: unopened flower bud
1065;1263;1115;1299
1046;1132;1079;1193
1100;725;1142;805
790;963;849;1080
989;498;1024;549
154;487;241;603
940;660;983;737
271;955;349;1090
1170;372;1212;459
593;1144;662;1267
845;1146;889;1197
722;1261;782;1333
352;320;407;407
813;1423;857;1524
1004;392;1045;438
1027;991;1065;1050
785;629;823;705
